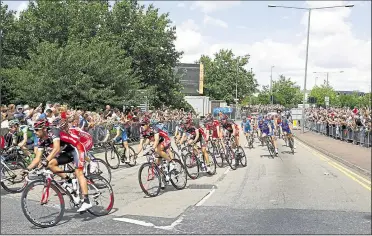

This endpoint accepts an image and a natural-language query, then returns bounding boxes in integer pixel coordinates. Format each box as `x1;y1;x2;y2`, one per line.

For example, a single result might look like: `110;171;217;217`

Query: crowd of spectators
1;102;196;133
305;106;371;132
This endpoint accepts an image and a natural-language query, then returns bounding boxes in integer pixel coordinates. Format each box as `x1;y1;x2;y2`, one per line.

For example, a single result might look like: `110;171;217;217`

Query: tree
5;40;140;110
271;75;302;107
199;49;258;104
257;85;270;105
309;84;337;107
1;0;188;108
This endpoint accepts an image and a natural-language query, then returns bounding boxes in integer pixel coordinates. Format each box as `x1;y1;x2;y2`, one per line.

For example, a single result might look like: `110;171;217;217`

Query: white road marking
195;188;216;207
112;217;155;227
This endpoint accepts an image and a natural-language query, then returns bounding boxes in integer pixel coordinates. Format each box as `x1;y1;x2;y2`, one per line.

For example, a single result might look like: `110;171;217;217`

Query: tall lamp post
268;4;354;133
270;65;274;105
313;71;344;87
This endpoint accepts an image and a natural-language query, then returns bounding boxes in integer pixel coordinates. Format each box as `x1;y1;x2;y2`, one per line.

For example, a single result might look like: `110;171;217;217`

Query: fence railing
1;119;200;146
304;120;371;148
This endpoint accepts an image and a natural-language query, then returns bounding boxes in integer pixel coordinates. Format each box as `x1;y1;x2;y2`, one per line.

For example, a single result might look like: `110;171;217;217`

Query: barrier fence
1;119;200;146
304;119;372;148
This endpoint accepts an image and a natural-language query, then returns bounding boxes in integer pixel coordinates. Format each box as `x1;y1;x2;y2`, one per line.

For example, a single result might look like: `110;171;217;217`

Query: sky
4;0;372;93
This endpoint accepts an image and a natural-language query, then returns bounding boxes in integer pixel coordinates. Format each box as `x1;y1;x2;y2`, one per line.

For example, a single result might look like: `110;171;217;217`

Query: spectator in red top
353;106;358;114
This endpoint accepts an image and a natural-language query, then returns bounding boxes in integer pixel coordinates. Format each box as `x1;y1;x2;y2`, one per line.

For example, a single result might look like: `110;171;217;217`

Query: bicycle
21;167;114;228
0;154;27;193
104;140;137;169
138;149;187;197
208;138;224;168
264;135;277;158
223;135;247;169
286;134;295;154
182;144;217;179
245;131;254;149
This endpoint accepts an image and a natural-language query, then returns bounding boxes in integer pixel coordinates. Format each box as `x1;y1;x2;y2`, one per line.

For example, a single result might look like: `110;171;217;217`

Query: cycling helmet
242;116;247;121
8;119;20;127
33;119;49;129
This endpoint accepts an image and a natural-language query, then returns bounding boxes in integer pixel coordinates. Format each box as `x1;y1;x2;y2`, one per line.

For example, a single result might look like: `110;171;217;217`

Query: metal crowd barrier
89;119;200;145
1;118;200;146
305;120;371;148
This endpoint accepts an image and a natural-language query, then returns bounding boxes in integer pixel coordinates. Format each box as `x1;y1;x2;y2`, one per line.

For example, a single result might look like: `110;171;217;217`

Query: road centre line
296;139;371;191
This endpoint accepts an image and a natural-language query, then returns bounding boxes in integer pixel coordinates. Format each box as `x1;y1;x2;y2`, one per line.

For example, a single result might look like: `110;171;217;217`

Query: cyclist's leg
200;138;209;165
70;144;91;211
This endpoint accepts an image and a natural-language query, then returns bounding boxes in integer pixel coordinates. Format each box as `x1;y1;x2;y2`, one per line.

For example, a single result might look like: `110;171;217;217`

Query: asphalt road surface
1;133;371;235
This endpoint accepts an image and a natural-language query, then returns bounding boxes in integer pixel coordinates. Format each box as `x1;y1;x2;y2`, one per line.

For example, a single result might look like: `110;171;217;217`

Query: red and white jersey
69;127;93;151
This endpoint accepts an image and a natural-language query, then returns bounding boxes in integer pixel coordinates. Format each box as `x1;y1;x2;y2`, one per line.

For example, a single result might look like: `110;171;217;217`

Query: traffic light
308;97;317;104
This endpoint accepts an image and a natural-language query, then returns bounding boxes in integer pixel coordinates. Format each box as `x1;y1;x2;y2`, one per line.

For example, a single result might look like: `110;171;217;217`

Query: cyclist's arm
27;148;43;170
193;130;199;143
113;126;120;140
18;132;28;147
45;139;61;163
153;133;160;149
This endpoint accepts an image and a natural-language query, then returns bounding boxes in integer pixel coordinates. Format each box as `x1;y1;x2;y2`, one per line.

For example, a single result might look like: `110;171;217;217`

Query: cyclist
111;116;132;164
17;121;38;161
262;116;279;155
241;116;252;148
137;117;175;180
281;118;295;149
220;115;240;150
24;119;92;212
184;118;211;172
4;119;21;148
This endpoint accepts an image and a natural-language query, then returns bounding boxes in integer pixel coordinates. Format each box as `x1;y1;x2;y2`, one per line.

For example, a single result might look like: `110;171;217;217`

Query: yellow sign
293;120;298;128
199;63;204;95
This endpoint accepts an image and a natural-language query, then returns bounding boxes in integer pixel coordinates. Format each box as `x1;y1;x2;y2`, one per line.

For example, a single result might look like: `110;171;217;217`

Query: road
1;133;371;234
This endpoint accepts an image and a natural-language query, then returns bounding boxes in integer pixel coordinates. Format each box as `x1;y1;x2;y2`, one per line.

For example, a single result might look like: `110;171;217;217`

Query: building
336;90;365;96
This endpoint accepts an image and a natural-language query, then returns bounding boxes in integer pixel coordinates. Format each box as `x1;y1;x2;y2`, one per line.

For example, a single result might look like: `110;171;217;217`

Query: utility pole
270;66;274;105
268;4;354;133
0;0;3;128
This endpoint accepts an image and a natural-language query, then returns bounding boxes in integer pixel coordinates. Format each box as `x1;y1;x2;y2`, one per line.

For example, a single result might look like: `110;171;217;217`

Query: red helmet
34;119;50;129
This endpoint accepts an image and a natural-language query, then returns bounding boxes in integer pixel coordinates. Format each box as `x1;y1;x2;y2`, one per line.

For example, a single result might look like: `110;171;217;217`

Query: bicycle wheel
124;146;137;167
226;147;237;170
237;146;247;167
21;180;65;228
138;162;161;197
266;138;275;158
105;145;120;169
169;159;187;190
88;158;112;183
205;151;216;175
1;161;27;193
289;138;295;154
212;145;223;168
86;175;115;216
183;153;200;179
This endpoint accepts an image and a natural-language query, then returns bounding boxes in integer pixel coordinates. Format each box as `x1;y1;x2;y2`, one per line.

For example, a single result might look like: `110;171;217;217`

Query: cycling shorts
114;131;128;143
56;147;84;169
282;129;291;134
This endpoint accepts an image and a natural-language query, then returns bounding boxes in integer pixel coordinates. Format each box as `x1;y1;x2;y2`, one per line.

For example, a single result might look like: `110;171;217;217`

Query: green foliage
1;0;185;109
271;75;302;107
255;75;302;107
199;49;258;104
309;84;337;107
5;40;140;110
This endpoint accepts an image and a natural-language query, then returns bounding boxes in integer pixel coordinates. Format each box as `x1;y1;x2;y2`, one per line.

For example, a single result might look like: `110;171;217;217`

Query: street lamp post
270;66;274;105
268;4;354;133
313;71;344;87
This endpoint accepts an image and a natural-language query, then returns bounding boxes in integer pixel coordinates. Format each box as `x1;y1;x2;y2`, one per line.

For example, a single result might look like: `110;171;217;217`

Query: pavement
1;133;371;235
293;129;371;177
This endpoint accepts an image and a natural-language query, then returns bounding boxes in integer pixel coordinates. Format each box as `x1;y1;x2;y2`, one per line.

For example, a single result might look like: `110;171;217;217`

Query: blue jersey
281;121;290;131
261;121;271;134
241;120;251;132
